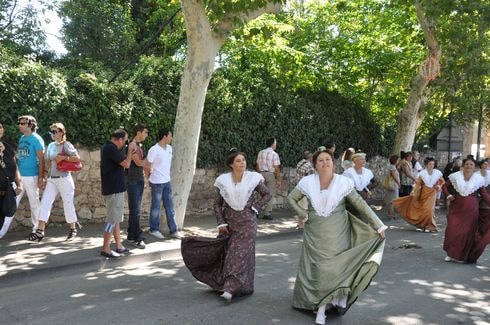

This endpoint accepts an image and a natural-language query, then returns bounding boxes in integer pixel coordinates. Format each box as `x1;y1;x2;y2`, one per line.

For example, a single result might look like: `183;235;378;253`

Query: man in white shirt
147;129;180;239
255;138;282;220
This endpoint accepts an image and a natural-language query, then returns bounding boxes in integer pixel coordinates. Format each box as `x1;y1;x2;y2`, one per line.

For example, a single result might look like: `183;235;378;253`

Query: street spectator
255;137;282;220
100;129;132;258
398;151;416;197
340;147;355;171
294;150;314;229
288;149;386;325
383;154;400;220
393;157;444;232
126;123;149;248
181;149;271;303
411;150;424;179
147;129;181;239
342;152;378;201
29;123;81;242
16;115;45;239
442;157;490;263
0;121;23;239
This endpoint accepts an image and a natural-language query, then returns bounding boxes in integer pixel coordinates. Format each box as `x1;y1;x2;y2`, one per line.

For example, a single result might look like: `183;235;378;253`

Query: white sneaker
169;231;182;239
220;291;232;302
149;230;165;239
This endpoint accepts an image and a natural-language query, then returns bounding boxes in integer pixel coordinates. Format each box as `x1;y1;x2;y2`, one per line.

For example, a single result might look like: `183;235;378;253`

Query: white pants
18;176;41;231
39;175;78;224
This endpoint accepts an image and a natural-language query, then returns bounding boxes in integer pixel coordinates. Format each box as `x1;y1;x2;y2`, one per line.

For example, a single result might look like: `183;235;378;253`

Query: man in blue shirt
16;115;45;239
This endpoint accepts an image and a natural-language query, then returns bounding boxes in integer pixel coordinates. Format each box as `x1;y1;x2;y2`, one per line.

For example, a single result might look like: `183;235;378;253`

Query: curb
1;229;302;284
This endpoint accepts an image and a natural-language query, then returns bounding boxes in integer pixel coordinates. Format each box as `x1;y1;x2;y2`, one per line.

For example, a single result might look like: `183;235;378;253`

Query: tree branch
215;2;283;35
414;0;440;58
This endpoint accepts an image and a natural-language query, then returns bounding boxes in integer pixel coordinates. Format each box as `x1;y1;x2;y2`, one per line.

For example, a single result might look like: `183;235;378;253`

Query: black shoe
263;215;273;220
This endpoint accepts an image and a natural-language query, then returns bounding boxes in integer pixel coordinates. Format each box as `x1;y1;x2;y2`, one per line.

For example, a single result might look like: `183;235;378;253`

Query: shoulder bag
57;142;83;172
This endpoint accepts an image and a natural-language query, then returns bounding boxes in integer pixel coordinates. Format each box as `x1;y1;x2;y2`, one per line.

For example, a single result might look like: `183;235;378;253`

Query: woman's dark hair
225;148;247;168
424;157;437;167
389;155;399;164
462;157;477;166
312;149;334;169
478;159;487;168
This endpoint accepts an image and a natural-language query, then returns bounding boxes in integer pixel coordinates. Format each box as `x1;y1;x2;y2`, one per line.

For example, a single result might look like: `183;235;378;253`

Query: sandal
27;229;45;242
66;228;77;241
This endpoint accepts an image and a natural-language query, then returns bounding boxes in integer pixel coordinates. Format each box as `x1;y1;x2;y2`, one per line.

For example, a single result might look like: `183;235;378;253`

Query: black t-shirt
100;141;126;195
0;141;17;190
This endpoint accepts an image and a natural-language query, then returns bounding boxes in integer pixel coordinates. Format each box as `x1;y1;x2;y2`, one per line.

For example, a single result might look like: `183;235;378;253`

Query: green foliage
0;47;66;144
60;0;138;70
0;49;181;149
0;0;46;52
202;65;383;167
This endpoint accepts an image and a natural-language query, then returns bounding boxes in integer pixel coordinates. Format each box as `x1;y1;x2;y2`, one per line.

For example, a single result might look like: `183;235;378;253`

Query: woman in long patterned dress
288;149;386;325
393;157;444;232
181;149;271;302
442;157;490;263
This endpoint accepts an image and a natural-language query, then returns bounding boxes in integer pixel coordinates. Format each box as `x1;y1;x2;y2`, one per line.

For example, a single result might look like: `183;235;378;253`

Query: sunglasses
50;130;62;134
18;122;27;125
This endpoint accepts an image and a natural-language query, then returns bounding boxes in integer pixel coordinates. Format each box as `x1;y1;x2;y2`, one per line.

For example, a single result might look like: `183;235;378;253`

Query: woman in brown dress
442;157;490;263
393;157;444;232
181;149;271;302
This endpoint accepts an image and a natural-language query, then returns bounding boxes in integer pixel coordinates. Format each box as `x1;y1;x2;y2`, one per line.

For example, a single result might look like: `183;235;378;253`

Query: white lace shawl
480;170;490;187
448;171;485;197
342;167;373;192
297;173;354;218
214;171;264;211
419;169;443;188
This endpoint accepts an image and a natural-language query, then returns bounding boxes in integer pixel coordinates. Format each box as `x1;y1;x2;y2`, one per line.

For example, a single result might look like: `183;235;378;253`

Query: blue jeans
149;182;177;233
126;179;145;240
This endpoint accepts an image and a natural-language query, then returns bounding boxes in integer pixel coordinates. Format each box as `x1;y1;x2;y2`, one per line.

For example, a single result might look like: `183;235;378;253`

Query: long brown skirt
181;207;257;297
393;186;438;231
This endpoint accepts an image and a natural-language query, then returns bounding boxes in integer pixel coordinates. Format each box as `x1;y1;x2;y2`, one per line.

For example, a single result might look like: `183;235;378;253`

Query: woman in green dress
288;149;387;325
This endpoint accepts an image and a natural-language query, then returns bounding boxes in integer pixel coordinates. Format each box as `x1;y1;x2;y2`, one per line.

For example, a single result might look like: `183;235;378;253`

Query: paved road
1;221;489;325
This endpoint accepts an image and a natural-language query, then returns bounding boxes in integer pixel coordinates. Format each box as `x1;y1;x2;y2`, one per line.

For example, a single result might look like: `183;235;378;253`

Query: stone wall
11;150;434;231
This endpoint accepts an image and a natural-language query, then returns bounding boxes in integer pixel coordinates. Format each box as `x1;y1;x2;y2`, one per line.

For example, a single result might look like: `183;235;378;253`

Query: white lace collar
342;167;373;191
419;169;442;188
448;171;485;197
214;171;264;211
297;174;354;218
480;170;490;187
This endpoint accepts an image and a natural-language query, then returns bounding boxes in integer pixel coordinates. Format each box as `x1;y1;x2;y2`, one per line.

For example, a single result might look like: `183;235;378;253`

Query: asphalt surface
0;206;489;325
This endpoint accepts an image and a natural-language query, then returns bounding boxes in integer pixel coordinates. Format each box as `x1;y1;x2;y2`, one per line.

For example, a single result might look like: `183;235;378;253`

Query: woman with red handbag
28;122;81;242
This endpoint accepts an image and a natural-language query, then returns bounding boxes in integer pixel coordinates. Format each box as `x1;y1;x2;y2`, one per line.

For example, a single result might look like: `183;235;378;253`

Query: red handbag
57;142;82;172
